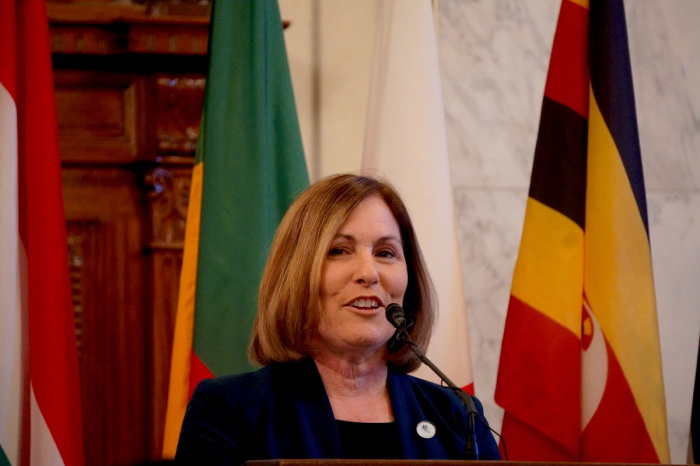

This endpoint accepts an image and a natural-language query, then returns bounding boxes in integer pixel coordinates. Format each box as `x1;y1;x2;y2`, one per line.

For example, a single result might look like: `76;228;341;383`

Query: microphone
385;303;414;351
385;302;408;329
384;303;480;460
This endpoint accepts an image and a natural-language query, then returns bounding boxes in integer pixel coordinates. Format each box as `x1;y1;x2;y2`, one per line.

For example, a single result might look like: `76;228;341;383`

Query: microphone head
385;303;405;329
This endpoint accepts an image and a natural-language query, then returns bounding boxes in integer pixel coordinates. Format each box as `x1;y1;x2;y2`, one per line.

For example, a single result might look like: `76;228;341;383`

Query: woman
175;174;501;464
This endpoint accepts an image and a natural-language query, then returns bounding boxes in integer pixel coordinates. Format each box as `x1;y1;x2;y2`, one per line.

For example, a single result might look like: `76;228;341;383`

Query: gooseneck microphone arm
385;303;479;461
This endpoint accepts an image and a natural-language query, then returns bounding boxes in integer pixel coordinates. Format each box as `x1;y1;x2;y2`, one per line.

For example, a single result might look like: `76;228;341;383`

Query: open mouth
346;297;383;310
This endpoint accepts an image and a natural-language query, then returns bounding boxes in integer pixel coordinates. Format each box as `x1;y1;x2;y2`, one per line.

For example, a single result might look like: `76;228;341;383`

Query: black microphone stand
391;327;480;460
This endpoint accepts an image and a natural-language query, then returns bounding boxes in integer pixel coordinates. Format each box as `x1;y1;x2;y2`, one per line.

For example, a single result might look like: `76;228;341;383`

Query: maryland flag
495;0;670;462
161;0;308;458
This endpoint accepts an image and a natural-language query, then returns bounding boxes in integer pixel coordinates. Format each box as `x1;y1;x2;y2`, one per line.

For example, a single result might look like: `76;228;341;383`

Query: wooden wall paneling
51;3;210;462
63;167;151;465
54;69;148;163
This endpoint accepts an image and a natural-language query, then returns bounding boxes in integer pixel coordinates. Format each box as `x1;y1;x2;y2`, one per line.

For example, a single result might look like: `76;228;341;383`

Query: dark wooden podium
246;461;674;466
247;461;498;466
248;462;499;466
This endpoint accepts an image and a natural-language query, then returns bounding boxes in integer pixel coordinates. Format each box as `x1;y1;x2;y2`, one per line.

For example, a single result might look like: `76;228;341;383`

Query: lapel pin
416;420;436;439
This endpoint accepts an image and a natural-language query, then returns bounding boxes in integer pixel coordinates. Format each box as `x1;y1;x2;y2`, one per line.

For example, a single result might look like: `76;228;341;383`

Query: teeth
352;298;379;308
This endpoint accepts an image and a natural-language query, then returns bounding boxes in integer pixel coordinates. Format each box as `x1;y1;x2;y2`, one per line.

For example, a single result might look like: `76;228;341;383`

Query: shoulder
394;372;489;414
190;358;318;408
177;359;332;464
396;372;467;411
193;365;272;400
184;366;274;430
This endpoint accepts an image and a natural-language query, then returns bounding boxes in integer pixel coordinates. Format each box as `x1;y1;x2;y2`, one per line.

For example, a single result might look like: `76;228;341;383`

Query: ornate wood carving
48;1;210;56
145;157;194;455
68;222;96;360
129;23;209;55
148;165;190;244
155;75;205;155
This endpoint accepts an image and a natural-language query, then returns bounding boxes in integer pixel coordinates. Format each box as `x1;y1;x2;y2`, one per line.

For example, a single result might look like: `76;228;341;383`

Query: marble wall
280;0;700;463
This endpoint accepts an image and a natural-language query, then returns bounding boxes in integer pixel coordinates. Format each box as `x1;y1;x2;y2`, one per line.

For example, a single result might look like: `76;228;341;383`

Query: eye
328;247;347;256
376;249;397;259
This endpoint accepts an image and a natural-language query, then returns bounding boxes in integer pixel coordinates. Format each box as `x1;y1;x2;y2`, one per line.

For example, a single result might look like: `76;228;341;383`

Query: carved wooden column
146;71;204;453
146;158;194;454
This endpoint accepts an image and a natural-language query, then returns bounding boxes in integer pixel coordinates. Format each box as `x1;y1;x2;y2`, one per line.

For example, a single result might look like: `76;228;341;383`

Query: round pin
416;421;436;439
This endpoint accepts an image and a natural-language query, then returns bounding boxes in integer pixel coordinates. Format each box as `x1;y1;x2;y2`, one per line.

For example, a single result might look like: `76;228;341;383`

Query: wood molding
48;1;211;56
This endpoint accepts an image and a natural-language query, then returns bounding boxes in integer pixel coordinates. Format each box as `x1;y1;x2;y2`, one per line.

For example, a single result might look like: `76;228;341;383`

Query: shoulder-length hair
249;173;436;373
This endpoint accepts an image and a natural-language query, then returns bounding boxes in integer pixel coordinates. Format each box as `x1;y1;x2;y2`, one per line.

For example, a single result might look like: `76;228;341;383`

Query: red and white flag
0;1;84;464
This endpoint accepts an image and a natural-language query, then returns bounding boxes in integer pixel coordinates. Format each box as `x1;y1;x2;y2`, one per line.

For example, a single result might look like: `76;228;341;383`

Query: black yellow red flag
495;0;670;462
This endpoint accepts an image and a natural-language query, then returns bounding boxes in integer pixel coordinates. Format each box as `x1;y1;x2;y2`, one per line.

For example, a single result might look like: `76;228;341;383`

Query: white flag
361;0;473;390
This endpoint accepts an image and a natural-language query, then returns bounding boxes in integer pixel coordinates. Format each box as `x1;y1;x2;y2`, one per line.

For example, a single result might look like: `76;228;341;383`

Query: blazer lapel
387;368;467;459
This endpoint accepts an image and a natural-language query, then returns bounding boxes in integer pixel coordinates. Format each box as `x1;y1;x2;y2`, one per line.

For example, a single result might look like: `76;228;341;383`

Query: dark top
336;420;401;459
175;357;501;465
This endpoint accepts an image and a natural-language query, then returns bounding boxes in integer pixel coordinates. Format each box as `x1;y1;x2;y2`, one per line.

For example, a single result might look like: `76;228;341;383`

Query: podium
246;461;674;466
247;462;502;465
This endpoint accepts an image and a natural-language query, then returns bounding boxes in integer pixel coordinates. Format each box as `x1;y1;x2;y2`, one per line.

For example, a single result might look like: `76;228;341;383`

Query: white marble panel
453;187;528;430
439;0;559;189
627;1;700;191
648;192;700;463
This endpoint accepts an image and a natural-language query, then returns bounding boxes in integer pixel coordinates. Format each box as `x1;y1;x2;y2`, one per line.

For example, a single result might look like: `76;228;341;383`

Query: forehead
336;195;401;236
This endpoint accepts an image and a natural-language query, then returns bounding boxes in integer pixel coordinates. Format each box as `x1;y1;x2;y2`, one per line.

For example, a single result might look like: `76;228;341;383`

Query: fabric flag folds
495;0;669;462
0;0;85;465
361;0;474;392
162;0;309;458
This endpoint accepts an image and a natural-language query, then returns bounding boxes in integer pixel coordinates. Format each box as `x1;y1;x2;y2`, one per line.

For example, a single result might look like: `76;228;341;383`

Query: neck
313;351;388;393
312;351;394;422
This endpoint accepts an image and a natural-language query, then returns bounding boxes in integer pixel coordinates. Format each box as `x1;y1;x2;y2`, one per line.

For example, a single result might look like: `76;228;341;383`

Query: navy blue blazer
175;358;501;464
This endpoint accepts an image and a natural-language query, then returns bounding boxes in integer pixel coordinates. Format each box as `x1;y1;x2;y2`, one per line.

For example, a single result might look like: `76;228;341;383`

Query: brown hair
249;173;435;373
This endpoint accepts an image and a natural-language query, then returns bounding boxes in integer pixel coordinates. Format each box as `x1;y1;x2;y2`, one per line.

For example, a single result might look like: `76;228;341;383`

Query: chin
349;335;392;353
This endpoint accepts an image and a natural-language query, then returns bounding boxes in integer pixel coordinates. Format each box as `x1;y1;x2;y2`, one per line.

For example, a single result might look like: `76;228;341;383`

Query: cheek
319;263;339;298
390;266;409;301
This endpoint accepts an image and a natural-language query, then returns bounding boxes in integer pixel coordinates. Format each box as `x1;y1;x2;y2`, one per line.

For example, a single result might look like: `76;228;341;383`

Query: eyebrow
332;233;403;245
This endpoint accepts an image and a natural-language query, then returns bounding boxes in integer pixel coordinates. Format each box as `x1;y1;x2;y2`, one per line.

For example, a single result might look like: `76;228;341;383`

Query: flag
495;0;669;462
0;0;85;465
161;0;309;457
361;0;473;392
0;2;22;463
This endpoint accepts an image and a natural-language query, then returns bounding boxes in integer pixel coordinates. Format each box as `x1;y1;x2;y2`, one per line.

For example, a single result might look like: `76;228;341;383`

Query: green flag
163;0;308;456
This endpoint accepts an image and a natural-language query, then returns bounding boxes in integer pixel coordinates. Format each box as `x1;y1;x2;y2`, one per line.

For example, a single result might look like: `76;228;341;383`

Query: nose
354;251;379;286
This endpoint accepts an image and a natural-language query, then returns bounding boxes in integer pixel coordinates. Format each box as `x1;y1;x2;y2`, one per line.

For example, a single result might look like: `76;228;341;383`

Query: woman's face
315;194;409;358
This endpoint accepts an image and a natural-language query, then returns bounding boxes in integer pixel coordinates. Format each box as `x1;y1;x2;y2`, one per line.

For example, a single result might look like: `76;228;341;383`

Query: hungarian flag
495;0;669;462
161;0;309;458
0;0;85;465
361;0;474;393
